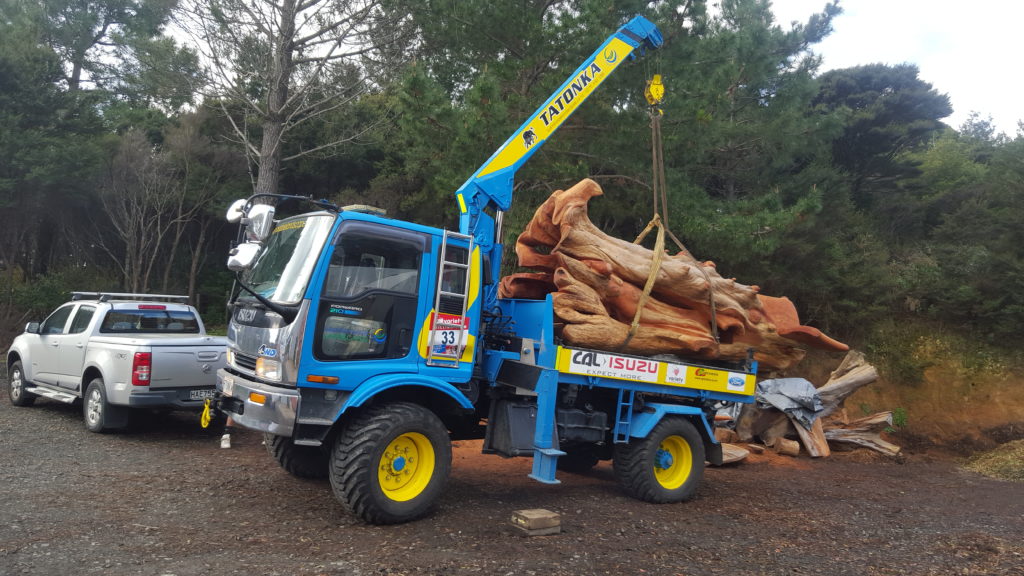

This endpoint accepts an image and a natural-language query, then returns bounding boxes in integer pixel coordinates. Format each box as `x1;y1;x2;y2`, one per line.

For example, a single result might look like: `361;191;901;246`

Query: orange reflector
307;374;339;384
249;392;267;405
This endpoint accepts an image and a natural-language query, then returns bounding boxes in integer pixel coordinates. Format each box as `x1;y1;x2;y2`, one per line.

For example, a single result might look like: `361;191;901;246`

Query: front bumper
216;369;298;436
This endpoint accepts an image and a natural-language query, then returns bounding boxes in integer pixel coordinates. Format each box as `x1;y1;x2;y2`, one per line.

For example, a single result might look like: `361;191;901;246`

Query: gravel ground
2;381;1023;576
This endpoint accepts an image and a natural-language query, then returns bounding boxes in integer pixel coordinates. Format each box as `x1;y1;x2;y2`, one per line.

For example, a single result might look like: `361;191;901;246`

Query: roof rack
71;292;190;303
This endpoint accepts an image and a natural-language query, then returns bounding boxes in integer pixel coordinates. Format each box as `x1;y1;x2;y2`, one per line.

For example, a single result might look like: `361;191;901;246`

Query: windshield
242;214;335;305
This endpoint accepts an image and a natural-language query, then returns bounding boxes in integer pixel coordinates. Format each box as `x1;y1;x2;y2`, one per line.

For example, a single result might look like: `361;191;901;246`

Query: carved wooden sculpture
499;179;848;372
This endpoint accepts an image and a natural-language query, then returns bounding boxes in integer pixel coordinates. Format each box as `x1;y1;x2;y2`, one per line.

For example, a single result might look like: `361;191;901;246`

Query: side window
41;305;74;335
68;305;96;334
316;223;425;361
323;225;423;300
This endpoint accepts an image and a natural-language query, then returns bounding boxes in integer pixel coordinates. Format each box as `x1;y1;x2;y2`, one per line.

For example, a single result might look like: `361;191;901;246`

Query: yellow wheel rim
378;432;435;502
654;434;693;490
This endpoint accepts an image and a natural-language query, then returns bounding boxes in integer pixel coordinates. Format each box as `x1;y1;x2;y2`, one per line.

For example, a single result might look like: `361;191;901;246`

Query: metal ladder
426;230;474;367
613;388;636;443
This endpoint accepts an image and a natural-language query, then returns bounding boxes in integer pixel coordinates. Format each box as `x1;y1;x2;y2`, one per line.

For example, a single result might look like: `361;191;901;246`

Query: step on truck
212;15;757;524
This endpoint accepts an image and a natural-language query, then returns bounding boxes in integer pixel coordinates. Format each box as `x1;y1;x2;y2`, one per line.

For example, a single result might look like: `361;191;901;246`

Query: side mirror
226;199;247;223
245;204;276;242
227;242;262;272
24;322;40;334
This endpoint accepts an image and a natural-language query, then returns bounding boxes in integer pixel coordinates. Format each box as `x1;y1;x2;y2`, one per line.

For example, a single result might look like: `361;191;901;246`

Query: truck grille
233;352;258;371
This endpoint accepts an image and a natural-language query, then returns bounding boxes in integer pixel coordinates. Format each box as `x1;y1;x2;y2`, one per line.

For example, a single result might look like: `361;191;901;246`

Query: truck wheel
8;361;36;407
613;416;705;503
557;446;600;474
329;402;452;524
83;378;128;433
265;433;330;479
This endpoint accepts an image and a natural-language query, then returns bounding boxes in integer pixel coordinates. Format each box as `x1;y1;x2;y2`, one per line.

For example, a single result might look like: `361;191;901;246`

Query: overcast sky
770;0;1023;136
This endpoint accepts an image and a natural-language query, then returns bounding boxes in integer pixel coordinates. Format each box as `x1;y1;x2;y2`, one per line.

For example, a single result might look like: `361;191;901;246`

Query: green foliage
865;320;935;386
814;63;953;210
895;134;1024;340
891;407;908;428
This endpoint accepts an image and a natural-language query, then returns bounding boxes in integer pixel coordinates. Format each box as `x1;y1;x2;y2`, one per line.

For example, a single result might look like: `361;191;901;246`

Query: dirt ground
2;388;1023;576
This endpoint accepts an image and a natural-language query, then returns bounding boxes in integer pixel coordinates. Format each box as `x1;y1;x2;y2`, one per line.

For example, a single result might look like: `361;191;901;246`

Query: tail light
132;352;152;386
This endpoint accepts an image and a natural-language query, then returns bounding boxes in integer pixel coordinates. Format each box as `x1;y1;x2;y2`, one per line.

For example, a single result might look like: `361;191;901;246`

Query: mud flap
705;441;724;466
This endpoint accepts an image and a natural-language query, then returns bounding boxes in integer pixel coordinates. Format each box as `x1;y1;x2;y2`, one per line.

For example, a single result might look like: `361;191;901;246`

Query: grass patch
965;440;1024;482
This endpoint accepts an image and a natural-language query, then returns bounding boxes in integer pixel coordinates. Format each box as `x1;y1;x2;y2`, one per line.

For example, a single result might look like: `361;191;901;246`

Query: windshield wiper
233;274;298;322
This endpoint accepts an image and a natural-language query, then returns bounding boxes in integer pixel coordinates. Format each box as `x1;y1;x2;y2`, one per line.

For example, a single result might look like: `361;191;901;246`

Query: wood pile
733;351;902;458
499;178;848;372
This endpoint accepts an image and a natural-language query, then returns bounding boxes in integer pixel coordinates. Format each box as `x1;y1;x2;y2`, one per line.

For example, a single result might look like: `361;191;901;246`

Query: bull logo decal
522;128;537;148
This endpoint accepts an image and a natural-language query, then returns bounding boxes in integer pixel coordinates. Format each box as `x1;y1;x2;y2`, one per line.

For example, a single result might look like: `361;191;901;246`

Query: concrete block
511;509;561;535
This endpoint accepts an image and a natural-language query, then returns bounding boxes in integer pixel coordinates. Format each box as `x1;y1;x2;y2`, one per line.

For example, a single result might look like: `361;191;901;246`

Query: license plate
190;389;216;400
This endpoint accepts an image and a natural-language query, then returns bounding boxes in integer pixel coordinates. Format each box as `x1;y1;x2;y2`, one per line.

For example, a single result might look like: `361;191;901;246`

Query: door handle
50;341;59;347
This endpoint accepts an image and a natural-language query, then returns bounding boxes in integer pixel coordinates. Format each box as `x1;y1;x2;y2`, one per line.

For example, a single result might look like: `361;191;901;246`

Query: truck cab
220;208;483;443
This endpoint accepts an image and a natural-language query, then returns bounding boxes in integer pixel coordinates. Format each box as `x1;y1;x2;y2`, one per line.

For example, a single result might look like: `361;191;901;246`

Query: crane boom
453;15;663;273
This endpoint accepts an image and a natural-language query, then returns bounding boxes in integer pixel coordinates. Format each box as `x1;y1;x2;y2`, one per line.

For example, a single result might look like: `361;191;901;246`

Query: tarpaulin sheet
756;377;823;430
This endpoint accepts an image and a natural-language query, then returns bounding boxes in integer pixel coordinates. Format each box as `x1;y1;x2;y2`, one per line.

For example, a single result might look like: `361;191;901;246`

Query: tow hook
200;397;218;428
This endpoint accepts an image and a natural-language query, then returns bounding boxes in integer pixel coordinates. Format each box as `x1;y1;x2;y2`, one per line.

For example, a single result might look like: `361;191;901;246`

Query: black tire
330;402;452;524
265;433;330;479
557;446;600;474
83;378;128;433
613;416;705;503
8;361;36;407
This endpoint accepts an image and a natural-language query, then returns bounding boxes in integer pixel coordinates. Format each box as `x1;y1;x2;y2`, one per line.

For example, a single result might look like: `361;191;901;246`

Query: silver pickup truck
6;292;227;432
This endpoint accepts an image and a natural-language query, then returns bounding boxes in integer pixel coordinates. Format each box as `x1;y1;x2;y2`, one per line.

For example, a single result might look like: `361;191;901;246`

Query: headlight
225;348;236;368
255;356;282;382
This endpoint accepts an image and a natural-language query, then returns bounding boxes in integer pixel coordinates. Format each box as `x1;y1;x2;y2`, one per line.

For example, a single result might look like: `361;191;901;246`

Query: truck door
57;304;95;390
311;221;426;376
32;304;76;386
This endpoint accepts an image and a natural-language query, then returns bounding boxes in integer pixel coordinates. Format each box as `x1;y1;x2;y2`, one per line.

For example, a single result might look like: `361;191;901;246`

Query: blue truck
211;15;757;524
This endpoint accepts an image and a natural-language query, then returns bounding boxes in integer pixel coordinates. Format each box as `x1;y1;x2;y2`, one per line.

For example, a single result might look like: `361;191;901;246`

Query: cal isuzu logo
568;350;659;383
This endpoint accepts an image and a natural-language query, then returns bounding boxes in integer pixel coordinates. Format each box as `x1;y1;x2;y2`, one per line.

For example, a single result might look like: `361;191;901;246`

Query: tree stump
500;178;848;371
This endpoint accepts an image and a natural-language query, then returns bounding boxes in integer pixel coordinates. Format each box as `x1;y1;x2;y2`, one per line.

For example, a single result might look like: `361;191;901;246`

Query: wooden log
719;443;750;465
507;178;849;372
734;403;761;442
550;267;719;356
817;351;879;418
772;437;801;457
499;273;555;300
714;427;741;443
831;411;893;432
790;416;831;458
824;429;901;457
760;417;794;448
